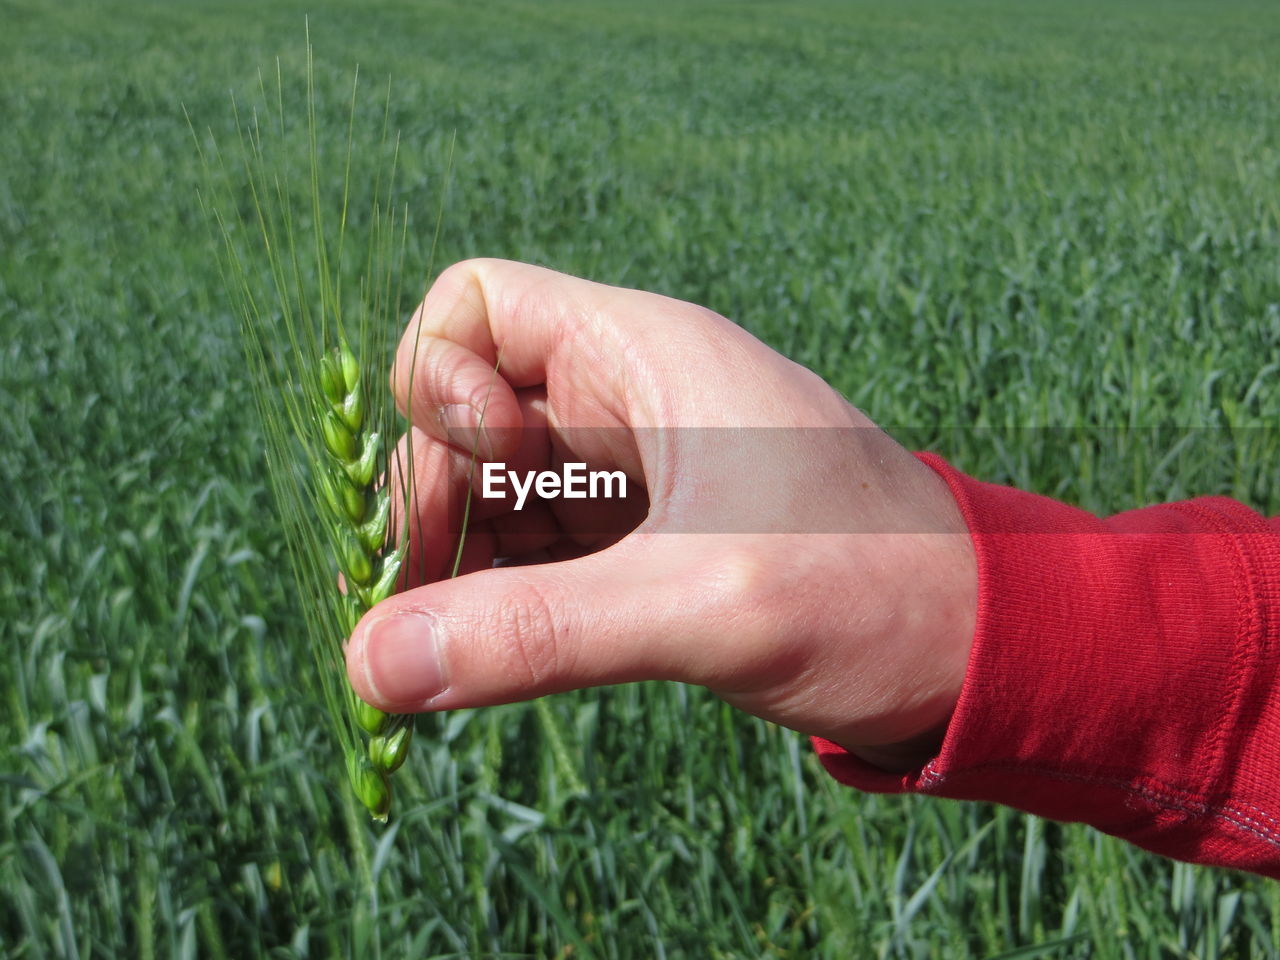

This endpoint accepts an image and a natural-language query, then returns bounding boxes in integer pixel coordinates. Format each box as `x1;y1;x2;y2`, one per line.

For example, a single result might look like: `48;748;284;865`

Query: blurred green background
3;0;1278;956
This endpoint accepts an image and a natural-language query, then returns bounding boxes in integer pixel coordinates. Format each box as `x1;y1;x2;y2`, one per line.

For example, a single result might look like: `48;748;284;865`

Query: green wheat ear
190;30;461;823
315;338;413;820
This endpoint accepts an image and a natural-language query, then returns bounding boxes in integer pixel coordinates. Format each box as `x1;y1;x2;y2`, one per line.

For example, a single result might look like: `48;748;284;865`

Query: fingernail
356;612;446;707
440;403;494;459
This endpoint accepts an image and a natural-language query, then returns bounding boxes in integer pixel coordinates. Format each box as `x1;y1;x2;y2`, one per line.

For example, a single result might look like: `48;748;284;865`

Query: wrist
846;460;978;770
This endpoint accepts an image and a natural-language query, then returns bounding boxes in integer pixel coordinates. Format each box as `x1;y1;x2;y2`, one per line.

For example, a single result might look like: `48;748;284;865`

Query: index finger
391;258;567;420
393;258;649;451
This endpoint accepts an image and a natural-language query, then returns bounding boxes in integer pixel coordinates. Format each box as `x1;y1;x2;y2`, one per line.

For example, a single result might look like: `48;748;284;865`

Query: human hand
345;259;977;770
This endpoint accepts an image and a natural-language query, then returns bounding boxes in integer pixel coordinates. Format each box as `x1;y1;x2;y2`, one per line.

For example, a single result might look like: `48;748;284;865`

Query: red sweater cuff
815;453;1280;876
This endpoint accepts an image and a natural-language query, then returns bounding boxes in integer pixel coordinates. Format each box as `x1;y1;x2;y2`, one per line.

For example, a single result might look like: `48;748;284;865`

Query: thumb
345;539;757;711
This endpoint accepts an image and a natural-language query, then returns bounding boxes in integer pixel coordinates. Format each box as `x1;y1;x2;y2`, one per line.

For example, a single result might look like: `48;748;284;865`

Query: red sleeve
814;453;1280;878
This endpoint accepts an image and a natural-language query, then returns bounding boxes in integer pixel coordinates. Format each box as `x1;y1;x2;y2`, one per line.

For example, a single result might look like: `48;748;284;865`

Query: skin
345;258;977;772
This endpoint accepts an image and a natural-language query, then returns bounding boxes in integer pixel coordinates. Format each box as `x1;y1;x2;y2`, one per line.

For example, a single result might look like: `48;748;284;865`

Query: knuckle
433;258;481;292
423;260;489;331
424;341;463;404
485;577;565;690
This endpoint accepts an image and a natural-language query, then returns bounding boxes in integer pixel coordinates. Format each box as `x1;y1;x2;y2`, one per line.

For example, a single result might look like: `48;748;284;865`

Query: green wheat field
4;0;1279;956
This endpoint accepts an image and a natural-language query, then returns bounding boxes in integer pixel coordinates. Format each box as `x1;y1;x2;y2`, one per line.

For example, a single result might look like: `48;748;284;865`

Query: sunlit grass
2;0;1278;956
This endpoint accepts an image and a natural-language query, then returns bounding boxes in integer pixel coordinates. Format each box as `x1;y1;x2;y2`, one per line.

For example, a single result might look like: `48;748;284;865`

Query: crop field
3;0;1279;956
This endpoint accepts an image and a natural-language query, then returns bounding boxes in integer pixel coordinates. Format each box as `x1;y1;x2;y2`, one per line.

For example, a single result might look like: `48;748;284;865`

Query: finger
442;513;568;574
391;394;618;585
396;258;599;389
391;331;523;461
345;537;782;711
386;426;511;587
393;259;658;439
486;504;564;558
544;426;649;547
